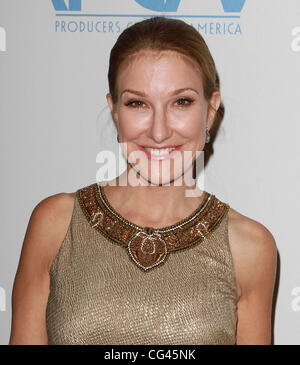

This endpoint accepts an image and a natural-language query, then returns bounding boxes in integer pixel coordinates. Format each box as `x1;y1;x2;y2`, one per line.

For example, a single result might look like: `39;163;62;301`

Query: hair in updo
107;16;225;164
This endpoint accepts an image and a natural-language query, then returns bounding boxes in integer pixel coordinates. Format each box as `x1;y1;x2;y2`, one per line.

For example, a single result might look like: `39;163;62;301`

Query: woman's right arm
9;192;75;345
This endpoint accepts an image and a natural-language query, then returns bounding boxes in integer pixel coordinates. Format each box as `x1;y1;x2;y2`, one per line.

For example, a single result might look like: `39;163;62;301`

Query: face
107;49;220;186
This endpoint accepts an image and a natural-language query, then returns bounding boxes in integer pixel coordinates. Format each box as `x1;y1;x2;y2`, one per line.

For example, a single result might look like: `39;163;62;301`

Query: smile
138;145;182;161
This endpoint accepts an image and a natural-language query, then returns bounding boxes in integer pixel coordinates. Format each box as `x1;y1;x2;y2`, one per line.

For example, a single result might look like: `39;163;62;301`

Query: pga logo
51;0;81;11
135;0;246;12
51;0;246;13
135;0;181;12
0;26;6;52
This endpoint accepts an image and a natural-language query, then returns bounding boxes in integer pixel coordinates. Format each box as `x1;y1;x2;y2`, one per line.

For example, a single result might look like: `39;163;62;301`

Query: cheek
169;110;205;138
118;109;151;137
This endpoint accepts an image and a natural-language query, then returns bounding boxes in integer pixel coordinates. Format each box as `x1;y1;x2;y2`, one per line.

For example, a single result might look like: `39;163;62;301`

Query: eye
175;97;194;107
125;100;146;108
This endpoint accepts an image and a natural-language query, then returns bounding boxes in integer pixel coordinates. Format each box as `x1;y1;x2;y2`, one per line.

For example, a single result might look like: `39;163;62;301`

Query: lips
138;145;182;161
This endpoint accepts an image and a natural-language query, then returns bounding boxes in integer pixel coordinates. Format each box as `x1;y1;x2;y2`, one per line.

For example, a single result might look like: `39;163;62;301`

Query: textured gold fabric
46;182;238;345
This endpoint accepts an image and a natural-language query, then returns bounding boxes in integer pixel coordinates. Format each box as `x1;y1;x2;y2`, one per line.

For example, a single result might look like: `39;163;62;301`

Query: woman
9;16;277;345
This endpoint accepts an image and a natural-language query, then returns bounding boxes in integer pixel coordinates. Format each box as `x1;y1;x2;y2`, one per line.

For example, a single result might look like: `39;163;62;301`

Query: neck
102;168;206;228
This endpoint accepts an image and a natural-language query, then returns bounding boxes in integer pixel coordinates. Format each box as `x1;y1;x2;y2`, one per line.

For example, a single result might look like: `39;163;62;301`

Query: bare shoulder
227;207;278;299
228;207;277;254
33;191;76;220
9;191;76;344
25;191;76;273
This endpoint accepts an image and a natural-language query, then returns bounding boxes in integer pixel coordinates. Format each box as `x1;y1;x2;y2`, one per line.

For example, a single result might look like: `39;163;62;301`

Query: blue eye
125;100;146;108
175;97;194;106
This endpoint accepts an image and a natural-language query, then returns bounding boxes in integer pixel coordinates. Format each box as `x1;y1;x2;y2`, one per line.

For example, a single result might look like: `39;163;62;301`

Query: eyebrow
120;87;199;98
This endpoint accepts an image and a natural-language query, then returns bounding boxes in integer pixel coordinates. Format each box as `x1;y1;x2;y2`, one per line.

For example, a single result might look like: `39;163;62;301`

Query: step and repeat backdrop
0;0;300;344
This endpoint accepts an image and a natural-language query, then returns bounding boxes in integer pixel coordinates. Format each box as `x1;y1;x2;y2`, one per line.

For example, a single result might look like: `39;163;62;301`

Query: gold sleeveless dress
46;182;239;345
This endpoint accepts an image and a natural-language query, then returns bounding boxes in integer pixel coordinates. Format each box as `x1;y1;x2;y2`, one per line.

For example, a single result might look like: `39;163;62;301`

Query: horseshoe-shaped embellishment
127;230;168;271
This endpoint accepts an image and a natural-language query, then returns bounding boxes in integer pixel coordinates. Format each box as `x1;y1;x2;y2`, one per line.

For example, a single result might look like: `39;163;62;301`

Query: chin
132;166;190;187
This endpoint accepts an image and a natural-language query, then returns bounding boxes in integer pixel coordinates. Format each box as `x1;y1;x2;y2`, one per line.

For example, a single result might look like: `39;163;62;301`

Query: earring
205;127;210;144
117;134;120;143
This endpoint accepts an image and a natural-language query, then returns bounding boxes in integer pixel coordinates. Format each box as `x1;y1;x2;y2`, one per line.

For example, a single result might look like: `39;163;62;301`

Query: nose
146;105;172;143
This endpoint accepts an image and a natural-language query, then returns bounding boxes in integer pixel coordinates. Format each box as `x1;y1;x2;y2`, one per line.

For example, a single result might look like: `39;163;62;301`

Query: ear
106;93;118;125
207;91;221;130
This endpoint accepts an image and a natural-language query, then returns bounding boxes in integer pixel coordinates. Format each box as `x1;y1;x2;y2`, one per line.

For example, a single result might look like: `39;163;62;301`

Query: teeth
144;147;176;155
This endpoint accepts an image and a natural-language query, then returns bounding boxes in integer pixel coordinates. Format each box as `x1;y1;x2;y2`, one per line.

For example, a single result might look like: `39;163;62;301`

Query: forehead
127;49;198;67
117;49;203;87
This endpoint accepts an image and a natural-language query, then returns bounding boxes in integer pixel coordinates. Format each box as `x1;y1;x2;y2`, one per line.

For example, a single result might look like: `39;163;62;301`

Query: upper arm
9;192;75;345
228;211;278;345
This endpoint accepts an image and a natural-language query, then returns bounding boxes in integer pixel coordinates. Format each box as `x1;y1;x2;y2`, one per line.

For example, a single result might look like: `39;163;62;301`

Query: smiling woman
9;16;277;345
107;49;216;184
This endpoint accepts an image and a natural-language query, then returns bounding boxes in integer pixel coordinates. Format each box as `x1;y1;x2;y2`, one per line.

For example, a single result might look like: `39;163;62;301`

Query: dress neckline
97;183;212;233
77;182;230;271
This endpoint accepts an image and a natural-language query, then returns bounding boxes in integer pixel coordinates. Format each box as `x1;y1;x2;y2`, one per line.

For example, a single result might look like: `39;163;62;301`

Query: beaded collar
77;183;230;272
